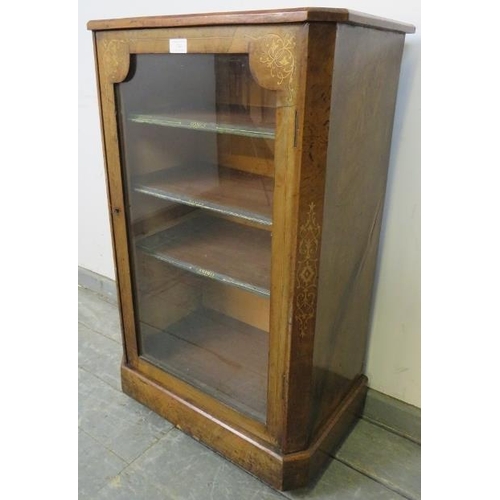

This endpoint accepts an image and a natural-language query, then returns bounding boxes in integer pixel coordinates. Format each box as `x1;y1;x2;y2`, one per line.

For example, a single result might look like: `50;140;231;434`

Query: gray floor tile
79;428;127;499
79;323;122;391
78;287;122;343
79;367;173;463
284;459;406;500
95;428;286;500
336;420;421;500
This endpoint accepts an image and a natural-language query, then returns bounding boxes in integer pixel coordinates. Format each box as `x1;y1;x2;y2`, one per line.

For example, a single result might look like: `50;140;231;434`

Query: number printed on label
169;38;188;53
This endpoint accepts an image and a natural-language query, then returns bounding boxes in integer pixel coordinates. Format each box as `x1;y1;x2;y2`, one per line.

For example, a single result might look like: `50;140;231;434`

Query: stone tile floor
79;286;420;499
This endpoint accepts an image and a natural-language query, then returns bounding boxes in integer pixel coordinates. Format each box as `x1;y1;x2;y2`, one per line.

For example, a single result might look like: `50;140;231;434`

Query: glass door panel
115;53;276;422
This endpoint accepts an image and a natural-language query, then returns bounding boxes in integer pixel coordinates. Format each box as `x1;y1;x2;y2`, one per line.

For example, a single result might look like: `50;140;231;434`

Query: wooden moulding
87;7;415;34
121;363;367;490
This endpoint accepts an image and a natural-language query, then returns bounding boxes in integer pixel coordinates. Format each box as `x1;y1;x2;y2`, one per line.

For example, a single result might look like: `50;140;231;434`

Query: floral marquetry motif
295;202;321;338
248;33;297;102
258;34;295;86
99;39;130;83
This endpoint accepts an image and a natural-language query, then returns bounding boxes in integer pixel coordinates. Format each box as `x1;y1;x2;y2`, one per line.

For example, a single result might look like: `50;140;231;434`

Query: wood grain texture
121;364;367;490
280;22;337;453
202;281;270;332
261;25;305;440
218;135;275;178
311;25;406;433
87;7;415;34
97;25;303;106
94;34;139;367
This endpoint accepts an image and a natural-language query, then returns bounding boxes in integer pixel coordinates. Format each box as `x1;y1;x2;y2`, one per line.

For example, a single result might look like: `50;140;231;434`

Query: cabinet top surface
87;7;415;34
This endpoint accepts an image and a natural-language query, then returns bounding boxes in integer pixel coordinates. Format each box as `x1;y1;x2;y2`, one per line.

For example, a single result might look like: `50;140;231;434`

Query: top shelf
128;110;275;139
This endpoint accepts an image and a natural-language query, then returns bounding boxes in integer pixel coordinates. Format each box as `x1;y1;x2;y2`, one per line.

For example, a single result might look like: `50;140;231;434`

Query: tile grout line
361;415;421;445
89;425;180;499
79;364;177;438
85;422;176;472
78;364;121;392
79;364;177;442
79;426;129;467
78;320;122;346
78;283;118;307
334;457;417;500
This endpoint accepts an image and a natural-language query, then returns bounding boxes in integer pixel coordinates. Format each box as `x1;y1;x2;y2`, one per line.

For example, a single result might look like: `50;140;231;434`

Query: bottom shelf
139;308;268;422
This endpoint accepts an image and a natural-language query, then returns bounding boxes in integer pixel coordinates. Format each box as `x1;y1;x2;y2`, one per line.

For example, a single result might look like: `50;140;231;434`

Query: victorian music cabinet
88;7;415;490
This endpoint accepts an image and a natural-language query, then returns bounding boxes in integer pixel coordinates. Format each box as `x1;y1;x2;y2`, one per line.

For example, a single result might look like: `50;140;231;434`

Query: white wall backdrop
79;0;421;407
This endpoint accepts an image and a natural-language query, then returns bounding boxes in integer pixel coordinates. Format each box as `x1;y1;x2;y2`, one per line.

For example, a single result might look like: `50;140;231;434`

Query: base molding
282;375;367;489
78;266;117;304
121;363;367;490
363;388;420;443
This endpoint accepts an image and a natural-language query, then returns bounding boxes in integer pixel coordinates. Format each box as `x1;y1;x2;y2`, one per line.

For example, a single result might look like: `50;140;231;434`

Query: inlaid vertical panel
280;23;337;452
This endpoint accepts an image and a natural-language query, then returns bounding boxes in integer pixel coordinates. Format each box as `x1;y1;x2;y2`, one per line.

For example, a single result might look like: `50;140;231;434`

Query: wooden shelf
133;164;273;227
137;213;271;297
128;109;275;139
140;308;268;421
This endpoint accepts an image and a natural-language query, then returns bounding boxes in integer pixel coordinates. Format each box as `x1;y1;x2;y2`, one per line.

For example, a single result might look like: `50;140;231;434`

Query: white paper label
169;38;187;53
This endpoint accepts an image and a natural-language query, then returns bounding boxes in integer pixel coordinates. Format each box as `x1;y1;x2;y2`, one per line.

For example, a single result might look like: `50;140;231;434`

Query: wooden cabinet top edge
87;7;415;34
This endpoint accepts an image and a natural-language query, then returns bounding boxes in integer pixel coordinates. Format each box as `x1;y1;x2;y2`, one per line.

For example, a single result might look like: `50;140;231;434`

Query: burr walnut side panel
312;25;406;432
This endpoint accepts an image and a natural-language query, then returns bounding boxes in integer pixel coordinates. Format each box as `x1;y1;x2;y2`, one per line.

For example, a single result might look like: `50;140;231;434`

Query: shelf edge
129;113;276;140
134;184;272;227
137;245;270;298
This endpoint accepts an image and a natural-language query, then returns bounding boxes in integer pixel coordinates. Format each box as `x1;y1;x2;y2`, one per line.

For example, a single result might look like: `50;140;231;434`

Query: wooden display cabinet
88;8;415;490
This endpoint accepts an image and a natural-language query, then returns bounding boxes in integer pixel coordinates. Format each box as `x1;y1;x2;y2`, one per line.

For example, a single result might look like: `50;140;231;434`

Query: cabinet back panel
203;281;270;332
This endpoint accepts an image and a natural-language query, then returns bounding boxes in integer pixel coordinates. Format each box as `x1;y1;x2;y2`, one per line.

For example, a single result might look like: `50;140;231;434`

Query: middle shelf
137;212;271;297
133;163;274;226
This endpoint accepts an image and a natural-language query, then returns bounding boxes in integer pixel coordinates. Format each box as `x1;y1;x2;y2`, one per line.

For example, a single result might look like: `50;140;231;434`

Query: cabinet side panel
312;25;405;432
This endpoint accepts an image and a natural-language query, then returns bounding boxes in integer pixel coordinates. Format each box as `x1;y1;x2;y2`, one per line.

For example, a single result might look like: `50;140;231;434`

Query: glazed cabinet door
94;26;304;442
